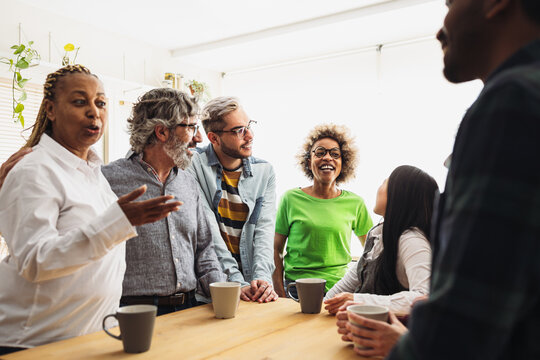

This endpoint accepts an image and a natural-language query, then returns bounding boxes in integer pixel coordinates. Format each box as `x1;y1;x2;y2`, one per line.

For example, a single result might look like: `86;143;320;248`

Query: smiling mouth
319;164;335;171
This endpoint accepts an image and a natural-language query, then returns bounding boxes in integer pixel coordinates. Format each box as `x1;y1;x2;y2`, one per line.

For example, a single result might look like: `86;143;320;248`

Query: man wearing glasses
189;96;278;303
101;88;225;315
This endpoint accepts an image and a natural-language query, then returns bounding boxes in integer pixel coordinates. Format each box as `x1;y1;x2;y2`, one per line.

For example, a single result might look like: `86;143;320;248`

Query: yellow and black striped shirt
217;168;249;270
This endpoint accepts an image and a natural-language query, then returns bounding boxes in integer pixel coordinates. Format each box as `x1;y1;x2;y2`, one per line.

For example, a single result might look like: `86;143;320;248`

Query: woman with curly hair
272;124;373;297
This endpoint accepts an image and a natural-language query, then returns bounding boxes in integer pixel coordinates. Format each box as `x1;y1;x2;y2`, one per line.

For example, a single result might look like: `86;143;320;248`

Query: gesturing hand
118;185;182;226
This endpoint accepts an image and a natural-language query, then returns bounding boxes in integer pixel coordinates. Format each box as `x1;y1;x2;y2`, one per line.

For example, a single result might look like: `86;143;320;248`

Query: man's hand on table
241;279;278;303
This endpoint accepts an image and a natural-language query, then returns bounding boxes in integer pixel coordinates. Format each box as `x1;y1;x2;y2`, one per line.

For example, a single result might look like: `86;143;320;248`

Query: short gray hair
128;88;199;153
201;96;240;134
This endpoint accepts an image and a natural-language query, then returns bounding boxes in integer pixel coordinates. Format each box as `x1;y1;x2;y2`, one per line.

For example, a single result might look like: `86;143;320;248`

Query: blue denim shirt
188;145;276;286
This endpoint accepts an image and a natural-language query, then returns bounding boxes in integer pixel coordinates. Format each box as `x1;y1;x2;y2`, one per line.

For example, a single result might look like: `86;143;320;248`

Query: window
0;76;42;163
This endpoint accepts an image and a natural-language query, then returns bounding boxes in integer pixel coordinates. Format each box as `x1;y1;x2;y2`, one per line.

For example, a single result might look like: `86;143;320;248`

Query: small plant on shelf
186;79;210;100
0;41;40;127
62;43;80;66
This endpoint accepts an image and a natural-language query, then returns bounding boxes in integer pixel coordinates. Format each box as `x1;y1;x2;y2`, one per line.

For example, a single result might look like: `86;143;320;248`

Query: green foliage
0;40;40;127
186;79;210;101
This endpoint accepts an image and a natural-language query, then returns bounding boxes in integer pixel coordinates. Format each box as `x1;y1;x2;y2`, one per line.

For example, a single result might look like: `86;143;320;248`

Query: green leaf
10;45;19;49
14;103;24;113
28;41;34;45
18;79;28;88
64;43;75;52
16;71;22;81
18;113;24;127
15;59;29;69
13;44;25;55
19;91;27;102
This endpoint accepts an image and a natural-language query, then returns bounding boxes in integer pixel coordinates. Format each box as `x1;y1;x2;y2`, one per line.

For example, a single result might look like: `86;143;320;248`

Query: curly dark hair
297;124;358;184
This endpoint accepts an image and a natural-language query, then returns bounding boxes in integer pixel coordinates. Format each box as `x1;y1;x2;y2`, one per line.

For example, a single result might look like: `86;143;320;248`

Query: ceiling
16;0;447;73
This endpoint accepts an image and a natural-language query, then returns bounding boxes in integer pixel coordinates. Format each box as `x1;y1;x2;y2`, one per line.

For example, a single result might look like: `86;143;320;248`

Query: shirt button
177;282;181;287
174;258;179;263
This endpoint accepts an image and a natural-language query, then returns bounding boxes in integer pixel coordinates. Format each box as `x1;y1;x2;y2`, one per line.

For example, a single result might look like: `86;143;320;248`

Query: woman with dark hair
273;124;373;296
324;165;439;315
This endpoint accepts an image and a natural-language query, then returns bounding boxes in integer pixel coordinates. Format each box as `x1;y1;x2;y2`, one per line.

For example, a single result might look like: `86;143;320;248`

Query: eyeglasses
214;120;256;139
312;146;341;159
176;123;199;134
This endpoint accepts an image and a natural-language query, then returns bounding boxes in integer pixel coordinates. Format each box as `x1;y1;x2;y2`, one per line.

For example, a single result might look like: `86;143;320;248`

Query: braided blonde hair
25;64;95;147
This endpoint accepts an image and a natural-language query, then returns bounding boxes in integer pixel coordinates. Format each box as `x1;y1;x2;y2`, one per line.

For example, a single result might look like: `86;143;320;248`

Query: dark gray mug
102;304;157;353
287;278;326;314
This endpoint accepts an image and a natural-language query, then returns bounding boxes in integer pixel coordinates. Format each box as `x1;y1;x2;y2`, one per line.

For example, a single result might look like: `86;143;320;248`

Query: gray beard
164;135;192;170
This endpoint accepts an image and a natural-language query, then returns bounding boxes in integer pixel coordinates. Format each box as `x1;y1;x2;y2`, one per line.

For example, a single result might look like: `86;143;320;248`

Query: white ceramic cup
209;282;241;319
347;304;389;350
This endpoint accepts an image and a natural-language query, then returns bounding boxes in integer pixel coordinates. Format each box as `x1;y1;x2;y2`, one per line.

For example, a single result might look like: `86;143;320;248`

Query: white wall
0;0;222;163
223;39;483;254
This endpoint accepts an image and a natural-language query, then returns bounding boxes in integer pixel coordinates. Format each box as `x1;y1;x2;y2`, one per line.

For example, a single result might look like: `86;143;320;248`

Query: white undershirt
0;134;136;348
324;225;431;314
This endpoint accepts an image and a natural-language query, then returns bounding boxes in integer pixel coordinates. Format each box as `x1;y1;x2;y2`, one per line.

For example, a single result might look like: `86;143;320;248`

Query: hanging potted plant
0;41;40;127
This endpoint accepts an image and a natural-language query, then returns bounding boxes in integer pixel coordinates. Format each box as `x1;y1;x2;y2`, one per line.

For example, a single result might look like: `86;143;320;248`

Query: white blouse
324;225;431;314
0;134;136;348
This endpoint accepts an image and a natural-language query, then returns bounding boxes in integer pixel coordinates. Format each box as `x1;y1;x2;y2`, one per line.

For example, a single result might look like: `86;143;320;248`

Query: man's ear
484;0;512;20
154;124;170;143
207;132;220;147
44;99;56;123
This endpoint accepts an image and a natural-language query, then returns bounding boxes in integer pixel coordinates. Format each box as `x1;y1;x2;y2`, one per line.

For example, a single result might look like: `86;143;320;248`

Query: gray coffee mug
287;278;326;314
102;305;157;353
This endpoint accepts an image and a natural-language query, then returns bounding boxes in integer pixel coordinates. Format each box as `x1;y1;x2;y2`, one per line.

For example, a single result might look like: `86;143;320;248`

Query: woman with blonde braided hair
0;65;182;355
25;64;94;148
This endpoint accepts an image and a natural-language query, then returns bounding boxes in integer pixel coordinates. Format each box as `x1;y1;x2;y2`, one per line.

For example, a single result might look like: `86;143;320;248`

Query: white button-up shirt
0;134;136;348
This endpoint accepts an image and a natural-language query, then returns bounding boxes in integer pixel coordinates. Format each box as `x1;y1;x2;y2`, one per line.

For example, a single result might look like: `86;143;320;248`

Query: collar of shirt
486;38;540;83
130;152;177;184
205;144;253;178
39;133;103;171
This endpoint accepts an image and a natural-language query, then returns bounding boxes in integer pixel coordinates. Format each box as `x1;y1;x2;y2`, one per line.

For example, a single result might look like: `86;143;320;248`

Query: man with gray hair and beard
101;88;225;315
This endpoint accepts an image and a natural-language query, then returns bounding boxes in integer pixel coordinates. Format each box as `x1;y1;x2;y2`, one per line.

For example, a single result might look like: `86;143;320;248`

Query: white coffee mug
209;282;241;319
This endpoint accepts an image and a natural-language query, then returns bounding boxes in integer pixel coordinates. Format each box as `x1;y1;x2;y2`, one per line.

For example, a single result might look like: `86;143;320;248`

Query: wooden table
3;298;369;359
